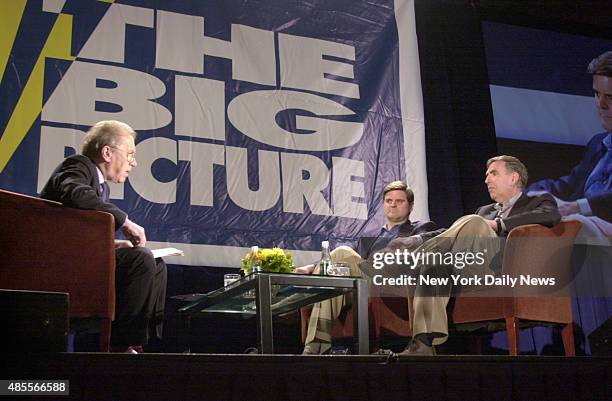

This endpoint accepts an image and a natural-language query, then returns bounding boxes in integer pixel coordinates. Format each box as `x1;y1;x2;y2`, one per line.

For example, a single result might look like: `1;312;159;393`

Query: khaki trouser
411;215;499;345
304;246;362;353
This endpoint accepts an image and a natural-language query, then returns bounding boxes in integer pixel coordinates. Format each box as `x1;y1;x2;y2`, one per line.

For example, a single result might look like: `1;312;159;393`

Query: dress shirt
579;132;612;215
494;191;522;232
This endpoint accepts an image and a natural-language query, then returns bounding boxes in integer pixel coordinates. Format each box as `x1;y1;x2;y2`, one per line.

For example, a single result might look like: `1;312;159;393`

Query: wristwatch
495;217;502;233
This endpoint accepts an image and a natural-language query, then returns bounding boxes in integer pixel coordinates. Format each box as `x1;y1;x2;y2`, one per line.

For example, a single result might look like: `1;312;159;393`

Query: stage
7;352;610;401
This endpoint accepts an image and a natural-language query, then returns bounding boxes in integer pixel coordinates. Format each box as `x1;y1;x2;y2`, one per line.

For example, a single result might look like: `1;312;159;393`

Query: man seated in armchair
294;181;442;354
392;155;561;355
41;120;167;354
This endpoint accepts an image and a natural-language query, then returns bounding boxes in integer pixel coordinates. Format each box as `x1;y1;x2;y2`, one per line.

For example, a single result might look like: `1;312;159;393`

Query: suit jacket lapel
507;192;528;217
398;220;414;237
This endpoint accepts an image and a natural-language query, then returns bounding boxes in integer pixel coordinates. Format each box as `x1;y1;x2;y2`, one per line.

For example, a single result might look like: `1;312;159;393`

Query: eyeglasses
108;145;136;163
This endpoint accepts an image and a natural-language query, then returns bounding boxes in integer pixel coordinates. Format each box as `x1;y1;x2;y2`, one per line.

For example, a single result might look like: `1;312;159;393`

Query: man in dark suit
295;180;441;354
399;155;560;355
527;51;611;231
41;120;167;354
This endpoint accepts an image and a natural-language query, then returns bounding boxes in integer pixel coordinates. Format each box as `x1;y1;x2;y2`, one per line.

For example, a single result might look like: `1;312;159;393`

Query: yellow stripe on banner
0;13;75;173
97;0;115;3
0;1;27;85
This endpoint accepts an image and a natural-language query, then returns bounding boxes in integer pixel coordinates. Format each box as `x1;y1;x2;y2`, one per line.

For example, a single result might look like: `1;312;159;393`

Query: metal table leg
353;278;369;355
256;274;274;354
178;311;191;353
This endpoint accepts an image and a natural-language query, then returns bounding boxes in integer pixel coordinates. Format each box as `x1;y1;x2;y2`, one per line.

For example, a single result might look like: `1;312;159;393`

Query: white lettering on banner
331;157;367;219
226;146;281;211
174;75;225;140
38;127;368;218
278;33;359;99
281;152;333;216
38;5;370;220
128;137;177;204
178;141;225;207
227;90;363;150
78;3;154;64
156;12;276;86
42;61;172;130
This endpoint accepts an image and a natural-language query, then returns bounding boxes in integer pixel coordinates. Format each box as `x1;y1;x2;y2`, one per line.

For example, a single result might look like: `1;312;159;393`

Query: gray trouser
304;246;362;352
411;215;498;345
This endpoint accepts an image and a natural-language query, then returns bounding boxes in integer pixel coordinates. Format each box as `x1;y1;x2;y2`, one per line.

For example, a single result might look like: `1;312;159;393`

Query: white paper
151;247;184;259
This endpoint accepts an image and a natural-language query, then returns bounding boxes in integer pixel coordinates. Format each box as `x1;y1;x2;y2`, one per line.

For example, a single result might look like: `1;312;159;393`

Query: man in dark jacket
527;51;611;244
41;120;167;354
399;155;560;355
296;180;441;354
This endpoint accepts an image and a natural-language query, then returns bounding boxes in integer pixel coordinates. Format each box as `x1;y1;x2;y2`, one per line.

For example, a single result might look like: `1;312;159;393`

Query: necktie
494;203;503;219
100;182;110;203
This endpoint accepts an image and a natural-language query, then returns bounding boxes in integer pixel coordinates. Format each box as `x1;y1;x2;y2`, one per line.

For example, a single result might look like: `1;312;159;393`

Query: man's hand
386;236;422;251
114;239;134;249
484;219;498;232
120;218;147;247
293;264;315;274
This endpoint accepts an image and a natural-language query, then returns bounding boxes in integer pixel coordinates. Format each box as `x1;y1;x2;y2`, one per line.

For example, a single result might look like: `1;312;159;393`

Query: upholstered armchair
301;220;581;355
449;220;582;355
300;296;412;352
0;189;116;351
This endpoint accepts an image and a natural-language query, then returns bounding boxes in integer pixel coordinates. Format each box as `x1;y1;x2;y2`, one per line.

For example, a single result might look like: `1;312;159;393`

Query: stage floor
6;352;611;401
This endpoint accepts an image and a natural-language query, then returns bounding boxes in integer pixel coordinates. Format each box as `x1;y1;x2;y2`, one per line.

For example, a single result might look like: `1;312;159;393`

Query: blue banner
0;0;426;267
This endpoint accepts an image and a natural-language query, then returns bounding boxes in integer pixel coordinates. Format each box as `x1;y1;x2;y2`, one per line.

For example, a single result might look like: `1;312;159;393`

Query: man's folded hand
385;236;422;251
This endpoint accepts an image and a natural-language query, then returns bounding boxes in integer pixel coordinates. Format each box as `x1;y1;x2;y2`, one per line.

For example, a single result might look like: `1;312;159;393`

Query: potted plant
241;247;293;275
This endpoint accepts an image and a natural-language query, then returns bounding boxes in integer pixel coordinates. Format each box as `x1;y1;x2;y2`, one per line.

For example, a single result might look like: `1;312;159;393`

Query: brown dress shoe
398;338;436;356
302;342;330;355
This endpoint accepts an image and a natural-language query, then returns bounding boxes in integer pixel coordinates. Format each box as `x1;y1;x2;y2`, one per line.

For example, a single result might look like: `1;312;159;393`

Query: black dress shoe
398;338;436;356
244;346;259;354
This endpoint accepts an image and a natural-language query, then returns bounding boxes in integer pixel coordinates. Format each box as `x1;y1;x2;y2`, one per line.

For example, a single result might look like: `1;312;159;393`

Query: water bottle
319;241;332;276
249;245;262;274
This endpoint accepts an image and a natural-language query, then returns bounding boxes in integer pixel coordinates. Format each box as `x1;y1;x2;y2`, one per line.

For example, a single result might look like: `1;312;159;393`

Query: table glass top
176;272;361;316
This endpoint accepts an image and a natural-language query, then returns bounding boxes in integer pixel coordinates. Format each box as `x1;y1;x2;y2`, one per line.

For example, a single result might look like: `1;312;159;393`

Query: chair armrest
501;220;582;292
0;189;115;320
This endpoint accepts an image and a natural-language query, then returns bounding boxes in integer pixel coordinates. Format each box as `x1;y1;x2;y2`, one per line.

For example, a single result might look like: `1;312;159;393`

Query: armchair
449;220;582;355
300;296;412;352
0;189;116;351
301;221;581;355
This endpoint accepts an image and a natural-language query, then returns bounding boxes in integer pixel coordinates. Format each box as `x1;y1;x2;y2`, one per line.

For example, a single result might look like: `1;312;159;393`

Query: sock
415;333;433;346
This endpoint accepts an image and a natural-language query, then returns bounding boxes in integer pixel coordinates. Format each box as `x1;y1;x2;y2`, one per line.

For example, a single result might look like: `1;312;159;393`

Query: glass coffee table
176;272;369;354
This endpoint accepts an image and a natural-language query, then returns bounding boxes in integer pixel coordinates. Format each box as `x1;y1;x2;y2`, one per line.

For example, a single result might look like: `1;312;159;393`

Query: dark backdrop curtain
415;0;497;227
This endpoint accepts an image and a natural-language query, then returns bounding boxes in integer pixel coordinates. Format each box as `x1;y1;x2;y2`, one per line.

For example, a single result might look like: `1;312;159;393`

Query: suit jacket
357;219;439;259
476;192;561;236
40;155;127;230
527;132;611;222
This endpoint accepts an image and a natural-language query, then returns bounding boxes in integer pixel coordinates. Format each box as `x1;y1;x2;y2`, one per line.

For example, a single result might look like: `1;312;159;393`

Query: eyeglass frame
107;145;137;163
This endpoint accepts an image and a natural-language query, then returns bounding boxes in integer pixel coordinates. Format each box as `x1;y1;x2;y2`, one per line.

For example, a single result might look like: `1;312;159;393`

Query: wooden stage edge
6;353;611;400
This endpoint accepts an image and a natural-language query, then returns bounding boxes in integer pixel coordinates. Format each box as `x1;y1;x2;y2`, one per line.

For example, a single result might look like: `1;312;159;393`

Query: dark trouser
111;247;167;347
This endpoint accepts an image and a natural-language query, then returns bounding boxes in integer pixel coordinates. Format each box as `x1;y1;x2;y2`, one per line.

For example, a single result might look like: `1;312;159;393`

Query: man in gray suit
399;155;561;355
